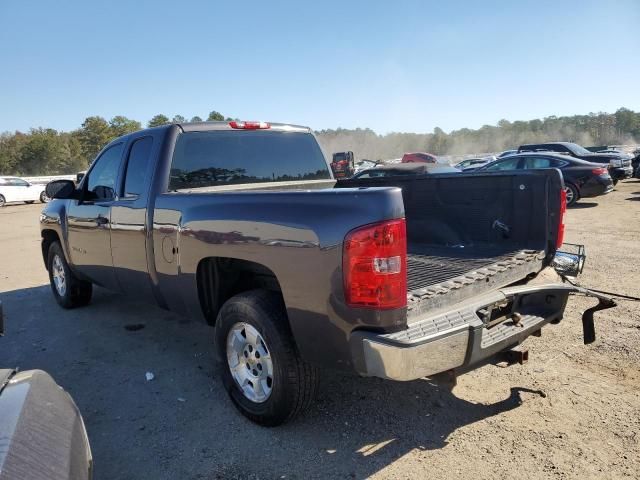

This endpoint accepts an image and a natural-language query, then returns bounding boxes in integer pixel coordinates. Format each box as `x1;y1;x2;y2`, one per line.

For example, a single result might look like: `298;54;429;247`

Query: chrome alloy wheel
564;185;575;205
52;254;67;296
226;322;274;403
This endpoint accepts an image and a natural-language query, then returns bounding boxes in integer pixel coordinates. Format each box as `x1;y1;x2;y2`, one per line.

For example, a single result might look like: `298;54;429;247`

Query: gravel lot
1;181;639;480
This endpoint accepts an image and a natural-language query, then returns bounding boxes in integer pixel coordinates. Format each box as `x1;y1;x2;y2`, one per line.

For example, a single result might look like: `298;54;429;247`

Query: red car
401;152;437;163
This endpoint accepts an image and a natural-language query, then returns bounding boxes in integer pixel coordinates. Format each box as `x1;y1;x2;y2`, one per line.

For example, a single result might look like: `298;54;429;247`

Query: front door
66;143;124;291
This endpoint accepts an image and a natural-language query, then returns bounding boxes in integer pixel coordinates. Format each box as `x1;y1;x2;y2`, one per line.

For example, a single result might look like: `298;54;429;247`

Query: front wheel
214;290;318;426
0;195;5;207
47;242;92;308
612;178;619;186
40;191;49;203
25;200;35;204
564;183;579;207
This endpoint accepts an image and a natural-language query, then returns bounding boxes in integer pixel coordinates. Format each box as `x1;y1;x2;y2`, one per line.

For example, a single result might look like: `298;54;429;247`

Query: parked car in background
476;152;613;206
352;163;460;178
353;159;379;175
0;301;92;479
401;152;437;163
497;149;518;158
330;151;355;179
454;158;491;171
517;142;633;184
0;176;49;207
632;148;640;178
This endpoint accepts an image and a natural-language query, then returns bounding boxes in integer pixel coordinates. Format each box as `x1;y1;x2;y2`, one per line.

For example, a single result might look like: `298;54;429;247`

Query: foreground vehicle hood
0;369;92;480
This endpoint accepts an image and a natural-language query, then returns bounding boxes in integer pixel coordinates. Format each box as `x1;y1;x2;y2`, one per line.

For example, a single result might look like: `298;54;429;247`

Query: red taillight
229;121;270;130
343;219;407;309
592;167;607;175
557;188;566;248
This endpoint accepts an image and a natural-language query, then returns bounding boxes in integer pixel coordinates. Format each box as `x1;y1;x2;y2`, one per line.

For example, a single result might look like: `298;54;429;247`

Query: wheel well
41;230;61;269
197;257;284;326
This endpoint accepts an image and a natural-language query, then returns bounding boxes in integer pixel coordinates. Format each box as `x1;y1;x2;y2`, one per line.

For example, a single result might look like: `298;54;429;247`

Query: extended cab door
109;135;156;301
66;143;123;291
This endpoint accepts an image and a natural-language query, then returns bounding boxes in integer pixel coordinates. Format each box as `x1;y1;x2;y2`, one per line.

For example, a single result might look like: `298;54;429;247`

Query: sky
1;0;639;135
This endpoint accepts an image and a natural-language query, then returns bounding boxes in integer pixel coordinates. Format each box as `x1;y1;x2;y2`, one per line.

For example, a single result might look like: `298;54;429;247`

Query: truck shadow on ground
0;285;544;480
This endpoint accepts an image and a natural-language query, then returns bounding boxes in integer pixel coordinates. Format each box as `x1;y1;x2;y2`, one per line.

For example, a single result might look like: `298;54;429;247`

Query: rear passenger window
124;137;153;197
485;157;520;171
169;130;331;190
523;157;553;169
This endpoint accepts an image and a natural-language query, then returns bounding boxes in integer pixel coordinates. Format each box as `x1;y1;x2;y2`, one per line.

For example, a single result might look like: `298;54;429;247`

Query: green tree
148;114;170;128
172;115;186;123
19;128;70;175
190;116;203;122
109;116;141;137
207;110;225;121
0;132;27;174
78;116;112;163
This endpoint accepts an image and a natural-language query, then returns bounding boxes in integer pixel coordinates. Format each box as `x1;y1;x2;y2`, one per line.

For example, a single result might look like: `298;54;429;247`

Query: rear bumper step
350;283;615;381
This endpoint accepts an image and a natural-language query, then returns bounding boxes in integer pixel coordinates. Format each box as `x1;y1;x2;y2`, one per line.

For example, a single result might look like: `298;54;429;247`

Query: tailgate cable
560;274;639;344
561;275;640;302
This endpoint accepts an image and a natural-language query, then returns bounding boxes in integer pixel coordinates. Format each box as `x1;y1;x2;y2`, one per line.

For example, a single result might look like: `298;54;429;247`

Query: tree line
317;108;640;161
0;110;230;176
1;108;639;176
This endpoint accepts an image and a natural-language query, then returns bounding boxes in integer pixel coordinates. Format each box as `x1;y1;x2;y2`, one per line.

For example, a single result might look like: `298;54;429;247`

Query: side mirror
45;180;78;200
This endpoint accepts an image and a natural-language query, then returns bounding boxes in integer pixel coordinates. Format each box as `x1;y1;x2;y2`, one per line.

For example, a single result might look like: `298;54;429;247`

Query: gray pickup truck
41;121;614;426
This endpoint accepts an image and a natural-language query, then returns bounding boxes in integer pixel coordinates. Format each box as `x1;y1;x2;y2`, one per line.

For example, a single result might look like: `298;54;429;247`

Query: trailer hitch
581;297;617;345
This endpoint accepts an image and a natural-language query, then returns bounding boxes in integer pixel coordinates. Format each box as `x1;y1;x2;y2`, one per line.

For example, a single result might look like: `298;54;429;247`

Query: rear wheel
612;178;619;186
215;290;318;426
47;242;92;308
25;200;35;204
564;183;579;206
0;195;5;207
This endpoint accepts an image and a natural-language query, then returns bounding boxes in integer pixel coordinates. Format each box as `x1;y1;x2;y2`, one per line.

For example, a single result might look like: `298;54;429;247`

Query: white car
0;176;49;207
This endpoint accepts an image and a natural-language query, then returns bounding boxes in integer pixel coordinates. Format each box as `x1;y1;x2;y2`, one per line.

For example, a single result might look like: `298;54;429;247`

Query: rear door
110;135;156;301
66;143;123;290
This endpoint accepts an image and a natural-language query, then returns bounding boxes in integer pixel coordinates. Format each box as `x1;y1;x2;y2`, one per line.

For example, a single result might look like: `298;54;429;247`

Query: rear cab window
169;130;331;190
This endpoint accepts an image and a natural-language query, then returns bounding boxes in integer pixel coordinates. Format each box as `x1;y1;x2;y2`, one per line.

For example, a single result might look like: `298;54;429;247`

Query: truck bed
336;170;560;319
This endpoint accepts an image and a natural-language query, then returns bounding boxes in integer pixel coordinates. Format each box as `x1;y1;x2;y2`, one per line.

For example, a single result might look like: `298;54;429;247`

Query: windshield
332;153;347;162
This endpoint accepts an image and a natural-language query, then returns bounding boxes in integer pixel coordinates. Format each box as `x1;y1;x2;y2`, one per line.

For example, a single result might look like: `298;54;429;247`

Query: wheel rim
226;322;273;403
52;254;67;296
0;196;4;207
564;186;575;204
41;192;49;203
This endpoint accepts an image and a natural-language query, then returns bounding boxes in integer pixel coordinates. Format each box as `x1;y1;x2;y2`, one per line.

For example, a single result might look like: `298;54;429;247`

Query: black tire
565;183;579;207
0;195;5;207
47;241;92;308
40;191;49;203
214;290;318;426
25;200;35;204
612;178;618;186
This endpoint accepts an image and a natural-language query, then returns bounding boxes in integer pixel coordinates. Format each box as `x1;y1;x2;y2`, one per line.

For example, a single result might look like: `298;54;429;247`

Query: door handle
96;216;109;226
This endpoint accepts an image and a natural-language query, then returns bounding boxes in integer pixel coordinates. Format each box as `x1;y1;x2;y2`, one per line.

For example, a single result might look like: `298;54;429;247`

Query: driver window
86;143;124;201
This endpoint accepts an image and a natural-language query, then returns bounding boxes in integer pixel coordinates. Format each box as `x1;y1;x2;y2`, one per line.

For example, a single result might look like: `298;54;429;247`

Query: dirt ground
1;181;639;480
